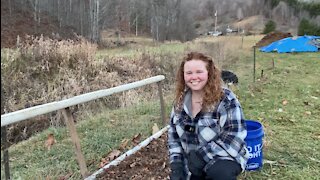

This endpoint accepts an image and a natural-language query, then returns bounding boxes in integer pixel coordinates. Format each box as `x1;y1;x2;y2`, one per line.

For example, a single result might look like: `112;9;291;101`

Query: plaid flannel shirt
168;88;248;172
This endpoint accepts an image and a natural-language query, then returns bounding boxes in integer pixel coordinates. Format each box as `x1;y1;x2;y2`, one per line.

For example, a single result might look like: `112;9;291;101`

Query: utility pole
214;10;217;33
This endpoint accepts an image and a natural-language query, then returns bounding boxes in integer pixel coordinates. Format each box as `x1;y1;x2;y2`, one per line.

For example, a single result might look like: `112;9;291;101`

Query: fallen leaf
278;159;286;164
312;133;320;140
45;133;56;151
132;133;142;145
304;111;311;115
310;96;318;100
309;157;320;163
99;161;107;168
99;157;109;168
107;149;121;161
99;155;113;168
129;162;137;168
101;157;108;163
263;139;271;149
282;99;288;105
263;159;277;165
161;162;166;170
152;123;159;134
119;139;130;150
58;172;73;180
289;119;296;123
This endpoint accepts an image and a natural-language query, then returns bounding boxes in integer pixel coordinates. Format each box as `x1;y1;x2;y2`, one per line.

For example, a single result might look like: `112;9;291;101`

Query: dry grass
1;36;178;143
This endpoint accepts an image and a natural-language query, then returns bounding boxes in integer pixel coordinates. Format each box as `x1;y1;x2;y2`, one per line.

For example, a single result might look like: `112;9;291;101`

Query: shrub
298;18;320;36
263;20;276;34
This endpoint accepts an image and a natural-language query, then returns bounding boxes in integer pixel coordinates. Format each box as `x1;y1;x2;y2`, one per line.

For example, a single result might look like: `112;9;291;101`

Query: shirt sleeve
167;108;185;164
198;93;247;163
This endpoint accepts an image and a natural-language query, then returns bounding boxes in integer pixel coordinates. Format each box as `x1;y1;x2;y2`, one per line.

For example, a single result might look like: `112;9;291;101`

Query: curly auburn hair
174;52;224;111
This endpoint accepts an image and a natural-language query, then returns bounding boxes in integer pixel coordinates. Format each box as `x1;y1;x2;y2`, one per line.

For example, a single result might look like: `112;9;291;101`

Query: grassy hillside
1;35;319;179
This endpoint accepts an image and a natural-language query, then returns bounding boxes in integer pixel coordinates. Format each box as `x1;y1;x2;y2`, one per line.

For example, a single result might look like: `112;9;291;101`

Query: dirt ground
95;133;171;180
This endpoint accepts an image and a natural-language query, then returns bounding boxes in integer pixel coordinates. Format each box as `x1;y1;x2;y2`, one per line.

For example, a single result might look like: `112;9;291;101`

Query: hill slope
1;0;77;48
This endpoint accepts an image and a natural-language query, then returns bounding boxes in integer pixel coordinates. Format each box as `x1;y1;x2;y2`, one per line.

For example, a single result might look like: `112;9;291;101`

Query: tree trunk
136;15;138;36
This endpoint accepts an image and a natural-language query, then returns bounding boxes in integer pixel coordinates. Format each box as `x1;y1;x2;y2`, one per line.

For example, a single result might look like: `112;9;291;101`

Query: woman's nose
190;74;198;79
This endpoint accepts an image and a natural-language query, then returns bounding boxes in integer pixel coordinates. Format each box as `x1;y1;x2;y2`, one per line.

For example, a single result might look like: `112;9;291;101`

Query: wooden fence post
61;107;88;178
157;82;166;126
253;45;256;82
272;58;275;69
1;81;10;180
1;127;10;180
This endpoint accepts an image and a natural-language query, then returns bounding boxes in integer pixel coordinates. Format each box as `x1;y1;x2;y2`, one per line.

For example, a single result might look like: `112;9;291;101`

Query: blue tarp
260;35;320;53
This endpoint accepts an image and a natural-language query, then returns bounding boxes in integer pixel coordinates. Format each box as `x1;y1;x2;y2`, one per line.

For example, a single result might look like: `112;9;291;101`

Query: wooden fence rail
1;75;166;179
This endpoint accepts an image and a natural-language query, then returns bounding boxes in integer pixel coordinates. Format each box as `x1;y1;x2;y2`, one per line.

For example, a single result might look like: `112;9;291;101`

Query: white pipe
85;125;169;180
1;75;165;127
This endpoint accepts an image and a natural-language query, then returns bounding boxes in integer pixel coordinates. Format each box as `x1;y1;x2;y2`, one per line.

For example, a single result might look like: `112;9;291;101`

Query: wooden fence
1;75;166;179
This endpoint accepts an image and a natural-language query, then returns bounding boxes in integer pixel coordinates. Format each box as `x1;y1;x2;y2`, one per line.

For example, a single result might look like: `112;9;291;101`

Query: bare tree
89;0;100;43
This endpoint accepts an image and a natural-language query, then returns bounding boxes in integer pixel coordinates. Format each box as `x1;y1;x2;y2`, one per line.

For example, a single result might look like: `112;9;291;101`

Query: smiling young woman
183;58;209;118
168;52;248;180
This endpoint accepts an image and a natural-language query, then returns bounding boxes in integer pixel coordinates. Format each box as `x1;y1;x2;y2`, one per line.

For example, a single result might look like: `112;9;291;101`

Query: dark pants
190;160;241;180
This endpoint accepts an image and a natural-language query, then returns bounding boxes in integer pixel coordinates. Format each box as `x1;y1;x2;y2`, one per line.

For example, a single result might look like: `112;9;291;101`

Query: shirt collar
183;89;192;117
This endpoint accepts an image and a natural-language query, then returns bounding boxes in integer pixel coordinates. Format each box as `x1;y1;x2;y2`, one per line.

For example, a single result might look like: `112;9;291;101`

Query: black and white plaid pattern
168;88;249;172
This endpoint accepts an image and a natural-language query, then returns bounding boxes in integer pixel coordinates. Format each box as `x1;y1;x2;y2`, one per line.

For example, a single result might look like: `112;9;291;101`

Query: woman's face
183;59;208;92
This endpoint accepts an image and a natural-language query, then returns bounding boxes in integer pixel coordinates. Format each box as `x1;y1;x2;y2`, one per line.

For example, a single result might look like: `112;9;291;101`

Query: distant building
207;31;222;36
226;25;239;34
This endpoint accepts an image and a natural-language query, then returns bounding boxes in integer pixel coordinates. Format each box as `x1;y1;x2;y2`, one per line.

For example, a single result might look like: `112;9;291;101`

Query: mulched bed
96;133;171;180
255;31;292;47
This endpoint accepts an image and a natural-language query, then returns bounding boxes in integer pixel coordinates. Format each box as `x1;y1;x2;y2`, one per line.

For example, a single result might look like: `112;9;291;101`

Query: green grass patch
237;52;320;179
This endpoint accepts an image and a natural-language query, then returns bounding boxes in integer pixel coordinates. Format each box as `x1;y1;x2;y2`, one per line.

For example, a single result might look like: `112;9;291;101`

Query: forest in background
1;0;320;46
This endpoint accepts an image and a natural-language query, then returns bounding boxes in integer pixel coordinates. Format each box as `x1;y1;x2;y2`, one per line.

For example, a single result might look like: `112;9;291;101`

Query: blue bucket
244;120;264;171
